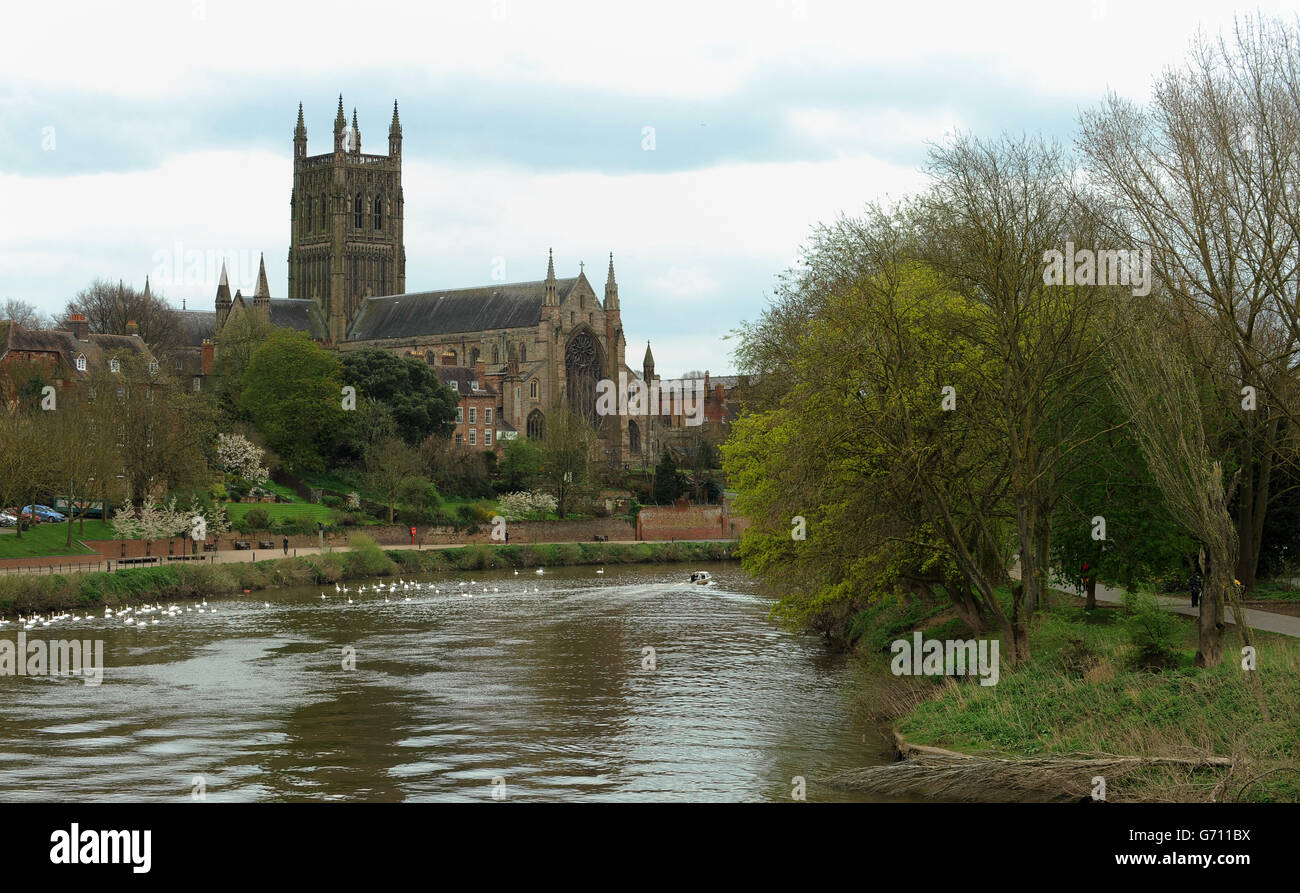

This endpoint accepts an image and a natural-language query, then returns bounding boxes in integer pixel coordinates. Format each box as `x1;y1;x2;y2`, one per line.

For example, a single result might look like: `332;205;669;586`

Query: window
468;429;476;446
148;361;158;375
530;379;538;399
448;380;459;393
519;345;526;362
306;196;313;233
320;193;326;229
88;386;96;403
175;358;183;371
110;359;120;373
456;406;464;424
355;193;363;228
470;380;478;391
468;407;476;424
192;377;202;392
492;345;499;363
485;429;492;446
470;348;479;365
485;408;493;424
374;196;382;229
455;433;463;445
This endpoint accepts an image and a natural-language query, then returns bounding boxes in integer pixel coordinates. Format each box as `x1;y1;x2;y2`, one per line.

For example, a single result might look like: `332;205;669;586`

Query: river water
0;562;896;801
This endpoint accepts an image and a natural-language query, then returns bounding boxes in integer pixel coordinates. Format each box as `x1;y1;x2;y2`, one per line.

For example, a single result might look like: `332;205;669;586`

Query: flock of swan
0;567;610;632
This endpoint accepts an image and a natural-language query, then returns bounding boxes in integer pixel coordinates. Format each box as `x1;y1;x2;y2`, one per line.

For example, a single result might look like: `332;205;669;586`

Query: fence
0;555;218;576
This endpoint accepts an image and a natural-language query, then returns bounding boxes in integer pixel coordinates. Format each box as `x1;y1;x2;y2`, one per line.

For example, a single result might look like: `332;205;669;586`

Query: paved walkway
1088;580;1300;639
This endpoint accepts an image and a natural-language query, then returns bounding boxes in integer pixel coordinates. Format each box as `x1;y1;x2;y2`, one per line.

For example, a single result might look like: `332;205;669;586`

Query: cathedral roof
176;310;216;347
346;278;579;342
267;299;328;340
432;365;499;397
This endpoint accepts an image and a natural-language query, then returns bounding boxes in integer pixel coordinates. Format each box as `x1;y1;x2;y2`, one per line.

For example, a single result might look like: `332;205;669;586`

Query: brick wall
636;505;743;541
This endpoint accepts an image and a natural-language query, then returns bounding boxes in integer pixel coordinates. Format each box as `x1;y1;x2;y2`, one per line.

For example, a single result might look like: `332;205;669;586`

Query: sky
2;0;1295;375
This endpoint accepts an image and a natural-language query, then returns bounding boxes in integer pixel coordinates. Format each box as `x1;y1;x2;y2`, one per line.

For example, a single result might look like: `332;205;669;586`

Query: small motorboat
689;571;712;585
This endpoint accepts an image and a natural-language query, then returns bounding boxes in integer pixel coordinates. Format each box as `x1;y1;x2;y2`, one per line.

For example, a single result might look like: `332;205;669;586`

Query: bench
258;540;275;550
234;541;251;550
202;542;217;552
116;557;159;566
166;555;205;561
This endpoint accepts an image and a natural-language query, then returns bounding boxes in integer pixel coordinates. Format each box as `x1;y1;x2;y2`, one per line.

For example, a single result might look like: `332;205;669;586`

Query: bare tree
64;279;185;355
2;299;49;330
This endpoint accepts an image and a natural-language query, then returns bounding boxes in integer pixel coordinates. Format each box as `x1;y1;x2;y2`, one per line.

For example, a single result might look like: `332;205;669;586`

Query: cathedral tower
288;95;406;343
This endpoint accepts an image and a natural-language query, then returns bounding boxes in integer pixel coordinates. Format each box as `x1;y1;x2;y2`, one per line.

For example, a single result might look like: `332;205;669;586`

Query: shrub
1122;590;1182;670
244;508;270;531
344;534;395;577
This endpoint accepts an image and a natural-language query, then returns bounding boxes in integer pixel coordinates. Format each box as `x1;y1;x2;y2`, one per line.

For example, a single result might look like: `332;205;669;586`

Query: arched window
374;196;382;229
470;348;480;365
628;420;641;454
565;330;602;426
425;350;435;365
520;344;526;362
355;193;363;229
306;196;312;233
492;345;500;364
526;410;544;441
319;193;326;229
529;379;538;399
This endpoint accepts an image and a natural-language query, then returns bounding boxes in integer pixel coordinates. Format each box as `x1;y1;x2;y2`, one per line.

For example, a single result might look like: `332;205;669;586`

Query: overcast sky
1;0;1293;375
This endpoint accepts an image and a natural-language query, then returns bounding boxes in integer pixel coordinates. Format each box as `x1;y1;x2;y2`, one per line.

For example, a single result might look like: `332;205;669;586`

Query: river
0;562;897;801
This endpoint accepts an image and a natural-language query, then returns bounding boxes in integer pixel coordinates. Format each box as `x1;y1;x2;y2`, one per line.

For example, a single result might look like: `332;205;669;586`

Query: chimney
126;319;139;337
704;369;710;392
475;359;486;382
68;313;89;341
201;339;215;375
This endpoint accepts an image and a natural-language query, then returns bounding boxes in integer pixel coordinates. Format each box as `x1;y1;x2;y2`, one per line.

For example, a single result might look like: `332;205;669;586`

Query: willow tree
1107;302;1246;668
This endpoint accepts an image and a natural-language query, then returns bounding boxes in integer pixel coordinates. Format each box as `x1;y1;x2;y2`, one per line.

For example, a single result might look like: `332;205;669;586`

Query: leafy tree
240;330;345;471
539;408;597;518
212;310;274;419
340;349;458;446
365;438;422;522
652;449;684;505
497;437;544;492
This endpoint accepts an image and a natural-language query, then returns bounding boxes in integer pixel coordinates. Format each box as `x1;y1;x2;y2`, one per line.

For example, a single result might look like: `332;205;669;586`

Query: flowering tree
215;433;269;484
498;490;559;520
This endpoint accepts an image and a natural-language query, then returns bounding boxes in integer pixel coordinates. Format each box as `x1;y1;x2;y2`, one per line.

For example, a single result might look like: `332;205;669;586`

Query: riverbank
0;538;738;616
833;590;1300;802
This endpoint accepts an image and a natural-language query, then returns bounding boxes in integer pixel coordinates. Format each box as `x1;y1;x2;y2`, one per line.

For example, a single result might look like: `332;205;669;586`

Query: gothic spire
142;275;152;302
334;94;346;130
643;340;655;373
390;100;401;136
254;253;270;300
544;248;558;306
351;108;360;152
295;102;306;139
216;260;232;306
604;251;619;310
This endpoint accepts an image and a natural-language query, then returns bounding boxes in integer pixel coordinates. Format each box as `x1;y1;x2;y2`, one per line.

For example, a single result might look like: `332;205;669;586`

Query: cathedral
198;97;656;464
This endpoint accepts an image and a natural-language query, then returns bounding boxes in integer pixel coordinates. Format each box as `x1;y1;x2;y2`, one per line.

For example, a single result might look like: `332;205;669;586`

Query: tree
340;349;458;446
1078;15;1300;592
539;408;597;518
364;438;421;522
64;278;184;355
497;437;544;492
2;299;48;330
215;433;269;484
0;410;50;540
240;330;345;471
652;449;684;505
211;310;274;419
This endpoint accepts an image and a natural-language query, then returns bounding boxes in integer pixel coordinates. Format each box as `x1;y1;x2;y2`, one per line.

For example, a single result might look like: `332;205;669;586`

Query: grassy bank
847;590;1300;802
0;520;115;559
0;538;737;616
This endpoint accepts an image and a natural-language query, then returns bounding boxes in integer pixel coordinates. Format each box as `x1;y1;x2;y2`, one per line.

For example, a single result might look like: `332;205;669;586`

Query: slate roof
267;299;328;340
346;278;579;342
433;365;499;397
0;321;156;380
176;310;216;347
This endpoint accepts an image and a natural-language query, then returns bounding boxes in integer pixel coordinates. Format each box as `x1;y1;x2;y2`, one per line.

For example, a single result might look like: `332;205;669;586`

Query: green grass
223;502;336;523
884;594;1300;801
0;520;116;559
1245;580;1300;601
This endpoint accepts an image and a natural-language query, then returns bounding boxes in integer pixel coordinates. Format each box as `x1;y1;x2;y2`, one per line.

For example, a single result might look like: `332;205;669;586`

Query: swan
596;568;604;574
535;568;544;575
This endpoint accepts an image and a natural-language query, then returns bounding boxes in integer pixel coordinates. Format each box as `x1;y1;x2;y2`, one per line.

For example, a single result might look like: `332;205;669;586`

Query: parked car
22;504;66;522
0;511;17;527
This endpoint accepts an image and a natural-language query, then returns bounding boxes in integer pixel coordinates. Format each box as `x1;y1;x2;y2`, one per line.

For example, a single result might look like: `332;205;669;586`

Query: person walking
1188;568;1203;608
282;536;289;556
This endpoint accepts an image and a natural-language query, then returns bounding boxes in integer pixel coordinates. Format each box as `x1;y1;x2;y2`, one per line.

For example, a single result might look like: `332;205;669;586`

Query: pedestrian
282;536;289;556
1188;568;1202;608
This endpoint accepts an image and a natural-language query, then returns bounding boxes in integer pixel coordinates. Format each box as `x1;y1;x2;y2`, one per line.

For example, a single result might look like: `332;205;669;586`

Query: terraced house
0;314;157;410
